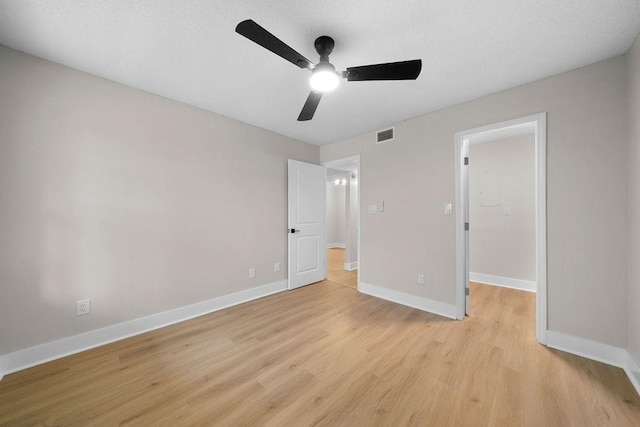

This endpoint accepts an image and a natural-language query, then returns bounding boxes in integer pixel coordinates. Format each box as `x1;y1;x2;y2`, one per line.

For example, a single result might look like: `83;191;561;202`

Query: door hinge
465;287;470;296
465;222;469;231
464;157;469;165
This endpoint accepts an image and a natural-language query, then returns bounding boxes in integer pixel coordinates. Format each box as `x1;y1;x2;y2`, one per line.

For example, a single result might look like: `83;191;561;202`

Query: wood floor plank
326;248;357;288
2;281;640;426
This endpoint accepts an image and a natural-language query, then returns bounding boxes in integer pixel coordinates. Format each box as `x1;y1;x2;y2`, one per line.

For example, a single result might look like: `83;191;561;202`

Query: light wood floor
326;248;357;288
2;282;640;426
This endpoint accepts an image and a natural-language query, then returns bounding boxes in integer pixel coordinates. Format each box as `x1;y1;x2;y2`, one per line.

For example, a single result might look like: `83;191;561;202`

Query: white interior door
288;159;326;289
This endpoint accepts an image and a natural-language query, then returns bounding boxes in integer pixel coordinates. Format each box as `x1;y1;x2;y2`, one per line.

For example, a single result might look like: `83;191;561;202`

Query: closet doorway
455;113;547;344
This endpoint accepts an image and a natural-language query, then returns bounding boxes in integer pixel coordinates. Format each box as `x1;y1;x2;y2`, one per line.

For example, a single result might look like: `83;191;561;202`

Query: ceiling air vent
376;127;395;144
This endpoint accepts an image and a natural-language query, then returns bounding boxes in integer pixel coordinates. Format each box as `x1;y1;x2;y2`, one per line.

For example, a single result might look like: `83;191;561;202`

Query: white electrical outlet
249;267;256;279
76;299;91;316
417;274;425;285
274;262;281;272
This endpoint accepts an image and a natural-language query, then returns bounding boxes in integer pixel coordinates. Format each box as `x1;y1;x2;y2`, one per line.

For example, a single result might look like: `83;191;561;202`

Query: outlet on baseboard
417;274;425;285
76;299;91;316
249;267;256;279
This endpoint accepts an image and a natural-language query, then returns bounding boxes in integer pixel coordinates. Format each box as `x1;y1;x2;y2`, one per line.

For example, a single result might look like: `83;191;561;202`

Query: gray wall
321;55;628;347
0;45;319;355
469;135;535;281
629;34;640;363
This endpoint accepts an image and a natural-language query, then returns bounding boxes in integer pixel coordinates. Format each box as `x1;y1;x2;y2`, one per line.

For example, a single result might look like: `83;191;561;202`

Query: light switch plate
444;203;453;215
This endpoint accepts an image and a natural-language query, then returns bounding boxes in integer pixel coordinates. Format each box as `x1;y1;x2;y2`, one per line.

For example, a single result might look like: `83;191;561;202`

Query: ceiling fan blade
236;19;313;70
298;91;323;121
344;59;422;81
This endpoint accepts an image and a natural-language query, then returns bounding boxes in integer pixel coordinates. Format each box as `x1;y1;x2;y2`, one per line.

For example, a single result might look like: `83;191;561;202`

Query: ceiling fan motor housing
314;36;335;61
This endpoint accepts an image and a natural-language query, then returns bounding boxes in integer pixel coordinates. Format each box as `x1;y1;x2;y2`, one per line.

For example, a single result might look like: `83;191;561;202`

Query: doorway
469;126;536;292
455;113;547;344
323;156;360;290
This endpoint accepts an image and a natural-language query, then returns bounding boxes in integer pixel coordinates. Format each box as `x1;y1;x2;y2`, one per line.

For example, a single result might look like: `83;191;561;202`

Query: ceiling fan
235;19;422;121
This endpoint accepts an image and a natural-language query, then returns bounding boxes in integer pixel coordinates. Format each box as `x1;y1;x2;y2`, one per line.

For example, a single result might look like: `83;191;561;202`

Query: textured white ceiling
0;1;639;146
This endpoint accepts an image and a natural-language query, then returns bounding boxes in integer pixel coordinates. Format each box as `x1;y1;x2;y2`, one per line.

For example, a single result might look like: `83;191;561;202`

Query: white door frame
454;113;547;344
322;155;361;290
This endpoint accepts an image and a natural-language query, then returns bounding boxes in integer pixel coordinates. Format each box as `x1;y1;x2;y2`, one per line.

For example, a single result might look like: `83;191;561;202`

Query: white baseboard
546;330;627;368
327;243;346;249
546;330;640;397
625;352;640;397
344;261;358;271
0;280;287;379
359;282;457;320
470;272;536;293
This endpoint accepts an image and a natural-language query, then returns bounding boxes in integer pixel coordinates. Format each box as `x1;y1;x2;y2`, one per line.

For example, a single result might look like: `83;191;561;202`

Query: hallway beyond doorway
326;248;357;289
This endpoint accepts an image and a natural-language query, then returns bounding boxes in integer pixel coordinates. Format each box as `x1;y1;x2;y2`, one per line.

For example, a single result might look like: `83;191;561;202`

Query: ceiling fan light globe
310;65;340;92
